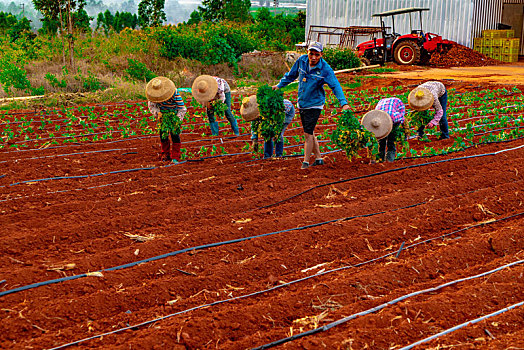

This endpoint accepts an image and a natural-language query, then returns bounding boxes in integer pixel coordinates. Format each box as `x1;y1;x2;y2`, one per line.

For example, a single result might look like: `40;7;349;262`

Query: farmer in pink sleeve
408;81;449;140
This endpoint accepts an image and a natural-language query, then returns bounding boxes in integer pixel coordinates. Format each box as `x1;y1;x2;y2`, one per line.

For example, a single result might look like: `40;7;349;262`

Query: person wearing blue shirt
273;41;350;169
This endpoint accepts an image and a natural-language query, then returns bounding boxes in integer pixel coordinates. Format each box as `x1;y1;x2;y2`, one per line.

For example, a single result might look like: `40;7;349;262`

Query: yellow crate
473;37;483;46
492;46;501;54
474;45;482;53
492;38;503;47
483;38;493;46
482;30;501;38
482;29;515;38
503;30;515;38
482;46;492;55
492;53;501;60
502;46;519;54
503;38;520;47
501;53;518;62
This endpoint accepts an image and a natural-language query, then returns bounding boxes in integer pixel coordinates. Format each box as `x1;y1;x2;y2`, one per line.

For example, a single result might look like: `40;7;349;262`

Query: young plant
330;109;378;161
211;100;228;119
251;84;285;141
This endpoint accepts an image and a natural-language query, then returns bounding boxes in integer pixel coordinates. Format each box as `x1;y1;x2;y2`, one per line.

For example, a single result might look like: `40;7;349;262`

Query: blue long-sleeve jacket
276;55;348;109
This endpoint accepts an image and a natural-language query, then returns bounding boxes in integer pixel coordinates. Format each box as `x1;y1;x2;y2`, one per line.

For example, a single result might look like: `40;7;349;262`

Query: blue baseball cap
308;41;323;52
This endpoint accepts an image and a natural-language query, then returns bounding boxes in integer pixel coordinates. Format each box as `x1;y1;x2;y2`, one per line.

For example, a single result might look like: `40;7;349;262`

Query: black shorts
299;108;322;135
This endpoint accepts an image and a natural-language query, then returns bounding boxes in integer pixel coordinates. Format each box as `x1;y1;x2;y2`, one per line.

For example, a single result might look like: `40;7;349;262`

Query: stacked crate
473;30;519;62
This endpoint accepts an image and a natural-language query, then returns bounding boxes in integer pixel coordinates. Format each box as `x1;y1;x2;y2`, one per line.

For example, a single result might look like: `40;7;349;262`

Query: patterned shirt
214;77;231;103
419;81;446;124
283;99;295;124
148;89;187;118
375;97;405;123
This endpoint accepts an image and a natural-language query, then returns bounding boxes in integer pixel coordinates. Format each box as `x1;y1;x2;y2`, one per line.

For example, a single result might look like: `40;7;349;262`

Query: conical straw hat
361;110;393;139
145;77;176;103
191;75;219;103
408;87;434;111
240;95;260;122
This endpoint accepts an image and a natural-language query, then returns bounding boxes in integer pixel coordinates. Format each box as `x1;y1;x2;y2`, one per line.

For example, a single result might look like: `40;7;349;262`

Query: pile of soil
429;43;500;67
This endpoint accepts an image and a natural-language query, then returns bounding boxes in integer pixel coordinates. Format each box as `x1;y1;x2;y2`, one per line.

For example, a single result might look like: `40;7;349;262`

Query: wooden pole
333;64;381;74
67;0;74;69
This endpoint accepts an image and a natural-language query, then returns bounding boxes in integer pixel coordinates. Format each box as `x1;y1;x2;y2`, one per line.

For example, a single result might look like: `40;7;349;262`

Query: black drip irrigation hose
0;201;425;299
46;212;524;350
0;181;126;203
399;301;524;350
400;135;524;161
3;160;185;188
0;148;137;164
253;143;524;212
253;256;524;350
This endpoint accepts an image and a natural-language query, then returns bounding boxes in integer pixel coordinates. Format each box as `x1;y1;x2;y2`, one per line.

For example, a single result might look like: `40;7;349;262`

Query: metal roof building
305;0;524;54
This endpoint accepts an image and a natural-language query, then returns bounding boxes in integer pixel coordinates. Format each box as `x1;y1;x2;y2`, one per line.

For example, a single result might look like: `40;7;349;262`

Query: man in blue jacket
273;41;350;169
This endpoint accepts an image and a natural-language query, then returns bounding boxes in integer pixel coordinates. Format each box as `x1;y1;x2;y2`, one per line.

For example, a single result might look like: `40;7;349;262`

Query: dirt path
382;62;524;85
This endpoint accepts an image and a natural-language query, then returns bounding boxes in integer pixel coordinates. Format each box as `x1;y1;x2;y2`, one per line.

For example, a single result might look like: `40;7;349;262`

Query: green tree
186;10;201;25
8;17;34;42
0;12;17;34
32;0;87;67
72;8;92;33
138;0;166;28
198;0;251;22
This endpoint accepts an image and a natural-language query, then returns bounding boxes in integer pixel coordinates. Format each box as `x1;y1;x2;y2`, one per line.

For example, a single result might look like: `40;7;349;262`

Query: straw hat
240;95;260;121
191;75;218;103
408;87;434;111
361;110;393;139
145;77;176;103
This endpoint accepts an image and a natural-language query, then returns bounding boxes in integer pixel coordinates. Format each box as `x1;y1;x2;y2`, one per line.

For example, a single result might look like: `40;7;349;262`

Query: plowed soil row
1;78;524;350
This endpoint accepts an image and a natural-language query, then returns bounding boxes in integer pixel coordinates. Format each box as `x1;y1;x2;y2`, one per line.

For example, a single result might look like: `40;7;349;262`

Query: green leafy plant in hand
252;84;285;141
330;109;378;161
157;111;182;139
392;123;410;153
407;110;432;129
211;100;228;119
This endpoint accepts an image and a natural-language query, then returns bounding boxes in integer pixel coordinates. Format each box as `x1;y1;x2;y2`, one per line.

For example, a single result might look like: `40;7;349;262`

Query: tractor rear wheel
393;41;421;65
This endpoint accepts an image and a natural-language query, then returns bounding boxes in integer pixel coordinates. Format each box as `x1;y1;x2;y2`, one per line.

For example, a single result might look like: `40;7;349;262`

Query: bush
322;48;361;70
45;73;67;88
202;35;238;66
154;27;204;60
125;59;156;82
0;56;32;94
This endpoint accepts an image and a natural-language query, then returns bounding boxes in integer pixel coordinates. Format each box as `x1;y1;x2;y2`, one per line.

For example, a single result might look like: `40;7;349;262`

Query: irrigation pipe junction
46;212;524;350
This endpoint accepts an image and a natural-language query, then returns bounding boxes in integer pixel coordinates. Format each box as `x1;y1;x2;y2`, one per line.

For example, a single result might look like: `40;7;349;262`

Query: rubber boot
263;140;273;159
386;151;396;162
210;121;219;136
171;142;181;161
160;140;171;161
275;140;284;157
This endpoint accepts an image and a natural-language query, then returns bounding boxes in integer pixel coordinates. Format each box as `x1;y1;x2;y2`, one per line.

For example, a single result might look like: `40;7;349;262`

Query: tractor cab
356;7;452;65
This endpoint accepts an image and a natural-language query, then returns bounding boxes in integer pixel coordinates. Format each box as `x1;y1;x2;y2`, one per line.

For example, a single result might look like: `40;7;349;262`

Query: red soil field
1;76;523;350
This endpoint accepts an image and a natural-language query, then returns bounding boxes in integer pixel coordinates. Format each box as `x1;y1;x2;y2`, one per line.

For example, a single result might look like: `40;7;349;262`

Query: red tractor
356;7;454;65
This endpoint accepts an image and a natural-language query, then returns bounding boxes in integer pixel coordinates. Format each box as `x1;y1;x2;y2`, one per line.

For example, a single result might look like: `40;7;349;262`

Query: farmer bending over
146;76;186;163
241;96;295;158
192;75;240;136
362;97;406;162
408;81;449;140
272;41;350;169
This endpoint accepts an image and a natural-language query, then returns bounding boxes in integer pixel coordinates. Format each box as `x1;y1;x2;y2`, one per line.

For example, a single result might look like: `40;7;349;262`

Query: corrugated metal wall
305;0;523;51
